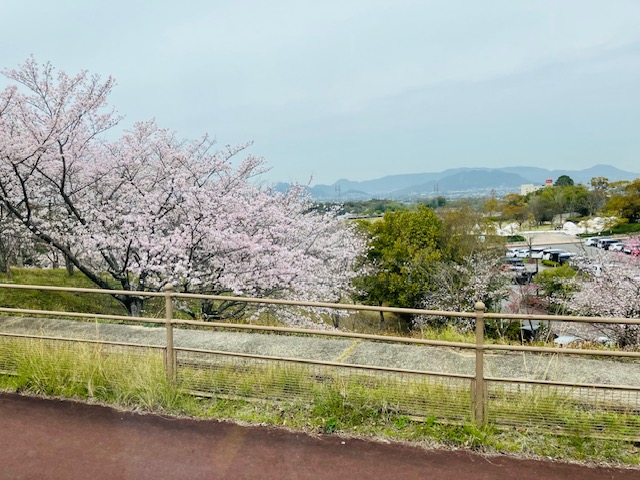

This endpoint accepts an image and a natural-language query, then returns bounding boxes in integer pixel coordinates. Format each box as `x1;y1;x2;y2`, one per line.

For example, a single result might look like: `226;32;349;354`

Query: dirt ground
0;393;637;480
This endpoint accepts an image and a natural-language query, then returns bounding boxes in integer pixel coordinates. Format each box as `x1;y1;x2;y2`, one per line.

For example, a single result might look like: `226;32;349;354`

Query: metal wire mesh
0;334;165;390
487;380;640;439
176;349;473;422
2;328;639;439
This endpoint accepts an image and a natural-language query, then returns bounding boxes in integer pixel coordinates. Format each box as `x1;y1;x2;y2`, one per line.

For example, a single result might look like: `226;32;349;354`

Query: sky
1;0;640;185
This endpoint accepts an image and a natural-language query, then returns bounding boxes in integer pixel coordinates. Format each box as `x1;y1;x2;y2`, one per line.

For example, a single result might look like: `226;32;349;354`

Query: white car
596;238;616;249
506;247;524;258
609;242;625;252
584;237;600;247
530;247;545;259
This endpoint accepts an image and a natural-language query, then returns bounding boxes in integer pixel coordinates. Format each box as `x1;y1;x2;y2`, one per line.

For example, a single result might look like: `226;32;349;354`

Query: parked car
502;257;526;272
609;242;625;252
517;247;544;259
506;247;526;258
596;238;618;250
554;335;584;346
542;249;567;261
623;244;640;256
584;237;600;247
512;271;534;285
585;264;603;276
557;252;576;265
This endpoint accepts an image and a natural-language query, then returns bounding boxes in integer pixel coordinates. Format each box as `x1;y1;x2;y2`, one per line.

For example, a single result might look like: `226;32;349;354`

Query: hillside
279;165;640;201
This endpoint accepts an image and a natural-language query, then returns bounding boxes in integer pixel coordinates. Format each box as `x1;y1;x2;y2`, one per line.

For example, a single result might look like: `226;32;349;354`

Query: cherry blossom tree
416;251;511;331
563;242;640;347
0;58;364;320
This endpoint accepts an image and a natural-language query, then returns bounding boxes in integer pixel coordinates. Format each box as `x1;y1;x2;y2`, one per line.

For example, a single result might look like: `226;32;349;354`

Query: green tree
501;194;527;227
352;203;507;329
525;194;552;225
483;197;500;217
606;179;640;222
534;264;577;314
582;176;610;216
439;202;503;260
352;206;445;323
529;184;590;221
554;175;574;187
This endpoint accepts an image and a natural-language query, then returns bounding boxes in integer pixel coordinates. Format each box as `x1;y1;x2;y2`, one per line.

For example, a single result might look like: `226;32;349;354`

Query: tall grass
0;335;638;466
0;338;186;411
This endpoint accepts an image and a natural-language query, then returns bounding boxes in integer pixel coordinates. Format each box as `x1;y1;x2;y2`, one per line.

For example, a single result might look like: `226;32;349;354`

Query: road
0;393;638;480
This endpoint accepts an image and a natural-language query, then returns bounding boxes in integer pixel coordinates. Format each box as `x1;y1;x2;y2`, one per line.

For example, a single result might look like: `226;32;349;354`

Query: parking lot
504;231;640;344
508;231;639;270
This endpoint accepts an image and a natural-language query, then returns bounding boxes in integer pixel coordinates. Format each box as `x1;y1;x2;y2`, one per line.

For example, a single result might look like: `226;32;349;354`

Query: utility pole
433;183;439;208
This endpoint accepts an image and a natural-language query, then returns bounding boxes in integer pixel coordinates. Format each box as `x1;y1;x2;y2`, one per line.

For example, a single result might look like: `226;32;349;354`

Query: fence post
164;283;176;383
474;301;486;425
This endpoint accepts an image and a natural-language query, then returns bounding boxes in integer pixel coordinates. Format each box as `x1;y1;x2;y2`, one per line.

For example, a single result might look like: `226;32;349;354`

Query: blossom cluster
0;58;365;322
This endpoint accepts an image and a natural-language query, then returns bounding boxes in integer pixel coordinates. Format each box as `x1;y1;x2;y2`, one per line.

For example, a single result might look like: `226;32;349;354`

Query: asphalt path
0;393;637;480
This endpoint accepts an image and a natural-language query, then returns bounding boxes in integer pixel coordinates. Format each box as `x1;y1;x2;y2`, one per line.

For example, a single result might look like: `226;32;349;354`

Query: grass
0;338;184;410
0;268;240;322
576;221;640;237
0;336;638;467
414;324;476;343
0;268;128;316
609;223;640;235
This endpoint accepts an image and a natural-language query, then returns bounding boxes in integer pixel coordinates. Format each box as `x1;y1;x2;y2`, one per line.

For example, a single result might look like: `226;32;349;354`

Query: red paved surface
0;392;637;479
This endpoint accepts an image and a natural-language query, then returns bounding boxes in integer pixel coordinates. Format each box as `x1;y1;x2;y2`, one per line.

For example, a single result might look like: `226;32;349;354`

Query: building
521;178;553;196
520;183;544;195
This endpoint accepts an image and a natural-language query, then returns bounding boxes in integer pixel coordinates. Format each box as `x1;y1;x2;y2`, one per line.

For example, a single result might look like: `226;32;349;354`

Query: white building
520;183;544;195
521;178;552;196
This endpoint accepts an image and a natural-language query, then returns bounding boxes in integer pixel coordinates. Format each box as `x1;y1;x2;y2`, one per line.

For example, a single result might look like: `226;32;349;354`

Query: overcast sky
2;1;640;185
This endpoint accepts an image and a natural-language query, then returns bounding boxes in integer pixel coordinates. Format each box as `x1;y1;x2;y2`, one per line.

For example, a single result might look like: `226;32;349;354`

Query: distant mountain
495;165;635;185
275;165;639;201
391;170;531;197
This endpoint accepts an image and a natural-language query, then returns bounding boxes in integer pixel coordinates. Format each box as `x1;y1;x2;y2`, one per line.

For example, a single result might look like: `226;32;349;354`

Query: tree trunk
0;254;8;274
65;245;74;275
65;255;74;276
2;262;11;279
123;297;144;317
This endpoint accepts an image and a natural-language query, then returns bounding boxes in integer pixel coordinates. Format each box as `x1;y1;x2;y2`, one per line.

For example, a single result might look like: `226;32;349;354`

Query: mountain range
276;164;640;201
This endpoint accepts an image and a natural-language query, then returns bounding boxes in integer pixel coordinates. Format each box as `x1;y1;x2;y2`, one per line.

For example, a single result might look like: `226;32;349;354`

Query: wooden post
474;301;486;425
164;283;175;383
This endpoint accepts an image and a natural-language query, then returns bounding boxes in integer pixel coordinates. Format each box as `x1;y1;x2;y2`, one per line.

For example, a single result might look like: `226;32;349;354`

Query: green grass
488;386;640;440
576;222;640;237
0;268;128;316
0;336;638;466
414;324;476;343
609;222;640;235
0;268;199;321
0;338;185;410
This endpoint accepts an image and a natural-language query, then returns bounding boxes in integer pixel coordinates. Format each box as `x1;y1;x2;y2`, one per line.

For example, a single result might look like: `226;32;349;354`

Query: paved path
0;393;637;480
1;316;639;387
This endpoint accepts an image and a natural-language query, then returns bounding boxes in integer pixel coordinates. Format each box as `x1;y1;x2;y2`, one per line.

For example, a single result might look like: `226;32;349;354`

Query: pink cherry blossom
0;58;365;322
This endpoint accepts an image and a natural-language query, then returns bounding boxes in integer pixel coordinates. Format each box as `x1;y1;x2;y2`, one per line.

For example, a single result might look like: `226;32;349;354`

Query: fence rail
0;283;639;440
